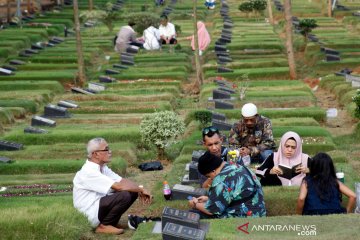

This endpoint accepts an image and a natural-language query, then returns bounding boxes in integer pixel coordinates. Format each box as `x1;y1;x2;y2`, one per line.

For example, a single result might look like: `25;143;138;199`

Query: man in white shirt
73;138;152;235
158;15;177;45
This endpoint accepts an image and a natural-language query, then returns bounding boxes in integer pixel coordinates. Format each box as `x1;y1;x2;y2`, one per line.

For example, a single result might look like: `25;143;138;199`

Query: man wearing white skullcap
229;103;275;164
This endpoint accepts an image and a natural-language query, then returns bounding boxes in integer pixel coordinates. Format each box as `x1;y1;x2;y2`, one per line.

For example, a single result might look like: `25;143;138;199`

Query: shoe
95;224;124;235
128;215;160;230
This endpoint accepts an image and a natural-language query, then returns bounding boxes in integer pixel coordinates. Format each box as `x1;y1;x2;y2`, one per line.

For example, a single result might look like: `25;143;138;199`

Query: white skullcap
241;103;257;117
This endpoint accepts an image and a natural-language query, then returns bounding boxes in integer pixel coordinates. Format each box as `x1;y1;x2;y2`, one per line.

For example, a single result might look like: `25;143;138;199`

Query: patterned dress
204;163;266;218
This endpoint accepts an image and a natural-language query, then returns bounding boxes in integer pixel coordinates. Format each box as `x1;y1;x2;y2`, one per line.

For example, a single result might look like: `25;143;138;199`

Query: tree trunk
284;0;297;79
15;0;22;27
88;0;93;11
157;146;165;160
193;0;203;91
327;0;332;17
73;0;86;86
26;0;31;13
6;0;11;23
267;0;274;24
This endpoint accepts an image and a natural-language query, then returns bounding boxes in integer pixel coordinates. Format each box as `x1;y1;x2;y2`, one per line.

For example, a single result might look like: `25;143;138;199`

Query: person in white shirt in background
158;15;177;45
73;138;152;235
143;24;161;50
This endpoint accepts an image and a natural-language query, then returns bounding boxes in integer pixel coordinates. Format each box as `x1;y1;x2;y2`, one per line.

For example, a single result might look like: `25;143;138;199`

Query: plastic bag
138;161;163;171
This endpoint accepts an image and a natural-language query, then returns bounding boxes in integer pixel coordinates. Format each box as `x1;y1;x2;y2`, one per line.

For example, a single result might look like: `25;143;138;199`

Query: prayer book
278;163;302;180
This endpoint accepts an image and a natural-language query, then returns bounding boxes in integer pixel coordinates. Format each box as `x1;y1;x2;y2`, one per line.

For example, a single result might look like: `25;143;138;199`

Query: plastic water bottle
242;155;251;166
163;181;172;200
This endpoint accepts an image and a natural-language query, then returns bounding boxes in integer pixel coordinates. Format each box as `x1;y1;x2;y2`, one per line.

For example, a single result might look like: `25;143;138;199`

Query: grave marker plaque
0;156;11;163
325;54;340;62
0;140;23;151
212;119;232;131
105;69;120;75
57;100;78;109
31;116;56;127
88;82;106;92
217;67;233;73
213;89;231;100
162;207;200;230
2;65;17;71
25;49;38;54
99;75;116;83
126;45;139;54
44;104;70;118
162;223;206;240
0;67;13;75
9;59;25;65
31;43;44;50
24;126;48;134
181;174;200;185
192;150;205;162
214;100;234;109
113;64;128;69
219;86;236;94
71;87;95;95
212;112;226;121
189;161;199;180
171;184;207;200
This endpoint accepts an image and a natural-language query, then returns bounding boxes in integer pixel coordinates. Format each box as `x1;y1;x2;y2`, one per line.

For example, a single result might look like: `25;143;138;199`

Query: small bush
194;110;212;128
140;111;185;160
353;89;360;118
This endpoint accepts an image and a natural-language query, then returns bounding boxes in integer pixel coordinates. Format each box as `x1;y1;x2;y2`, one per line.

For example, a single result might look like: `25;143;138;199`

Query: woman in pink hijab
256;131;311;187
188;21;211;55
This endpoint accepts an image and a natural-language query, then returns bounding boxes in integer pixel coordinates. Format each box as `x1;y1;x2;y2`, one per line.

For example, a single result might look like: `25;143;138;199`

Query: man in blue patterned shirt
189;151;266;218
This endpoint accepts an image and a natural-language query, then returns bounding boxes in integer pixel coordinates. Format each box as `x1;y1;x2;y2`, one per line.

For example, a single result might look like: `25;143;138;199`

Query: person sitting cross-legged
158;15;177;45
73;137;152;235
188;151;266;219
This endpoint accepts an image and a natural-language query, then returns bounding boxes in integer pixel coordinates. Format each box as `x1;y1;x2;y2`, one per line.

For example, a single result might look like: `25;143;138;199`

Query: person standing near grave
114;21;137;53
256;131;311;186
188;152;266;218
200;126;229;188
229;103;276;164
158;15;177;45
73;138;152;235
186;21;211;56
296;152;356;215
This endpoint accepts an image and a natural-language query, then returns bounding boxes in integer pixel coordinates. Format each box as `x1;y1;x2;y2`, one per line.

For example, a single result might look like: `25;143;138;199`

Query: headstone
216;51;230;57
352;77;360;88
24;126;48;134
31;116;56;127
1;65;17;71
162;222;206;240
218;36;231;44
46;43;55;47
57;100;78;108
52;37;64;43
322;47;339;55
19;52;32;58
126;45;139;54
121;59;135;65
0;156;12;163
217;56;232;63
223;21;233;29
212;112;226;121
25;49;39;54
181;174;200;185
44;104;70;118
49;39;61;44
0;140;23;151
88;82;105;92
214;100;234;109
31;43;44;50
213;89;231;100
218;86;236;94
189;161;199;180
84;22;95;27
217;67;233;73
215;44;227;52
192;150;205;162
0;68;13;75
105;69;120;75
9;60;25;65
171;184;207;200
71;87;95;95
325;54;340;62
212;119;232;131
162;207;200;230
99;75;116;83
113;64;128;69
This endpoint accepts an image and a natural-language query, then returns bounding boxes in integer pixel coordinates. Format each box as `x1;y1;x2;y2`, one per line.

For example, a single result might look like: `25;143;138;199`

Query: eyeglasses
93;147;111;153
202;126;219;137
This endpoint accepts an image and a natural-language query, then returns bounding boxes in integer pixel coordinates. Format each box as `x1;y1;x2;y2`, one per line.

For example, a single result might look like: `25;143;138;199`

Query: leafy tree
140;111;185;160
298;18;318;42
126;12;160;34
238;2;253;13
239;0;267;18
353;89;360;118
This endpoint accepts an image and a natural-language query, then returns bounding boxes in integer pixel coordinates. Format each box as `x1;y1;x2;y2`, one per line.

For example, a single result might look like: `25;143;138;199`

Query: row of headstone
161;207;208;240
216;1;234;73
321;46;341;62
274;0;284;12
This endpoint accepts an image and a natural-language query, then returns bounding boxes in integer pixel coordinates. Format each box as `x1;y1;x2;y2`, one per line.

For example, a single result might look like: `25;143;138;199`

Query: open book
278;163;302;180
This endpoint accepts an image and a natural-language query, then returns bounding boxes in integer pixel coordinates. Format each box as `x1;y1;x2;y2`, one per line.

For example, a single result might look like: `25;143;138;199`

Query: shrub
126;12;160;34
140;111;185;160
353;89;360;118
194;110;212;128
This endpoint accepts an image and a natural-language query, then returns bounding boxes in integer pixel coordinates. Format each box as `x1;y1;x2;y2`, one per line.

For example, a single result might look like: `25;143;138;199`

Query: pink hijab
191;21;211;51
273;131;309;186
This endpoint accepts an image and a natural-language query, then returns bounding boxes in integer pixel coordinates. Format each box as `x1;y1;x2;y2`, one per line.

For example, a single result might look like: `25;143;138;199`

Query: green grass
0;81;64;93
